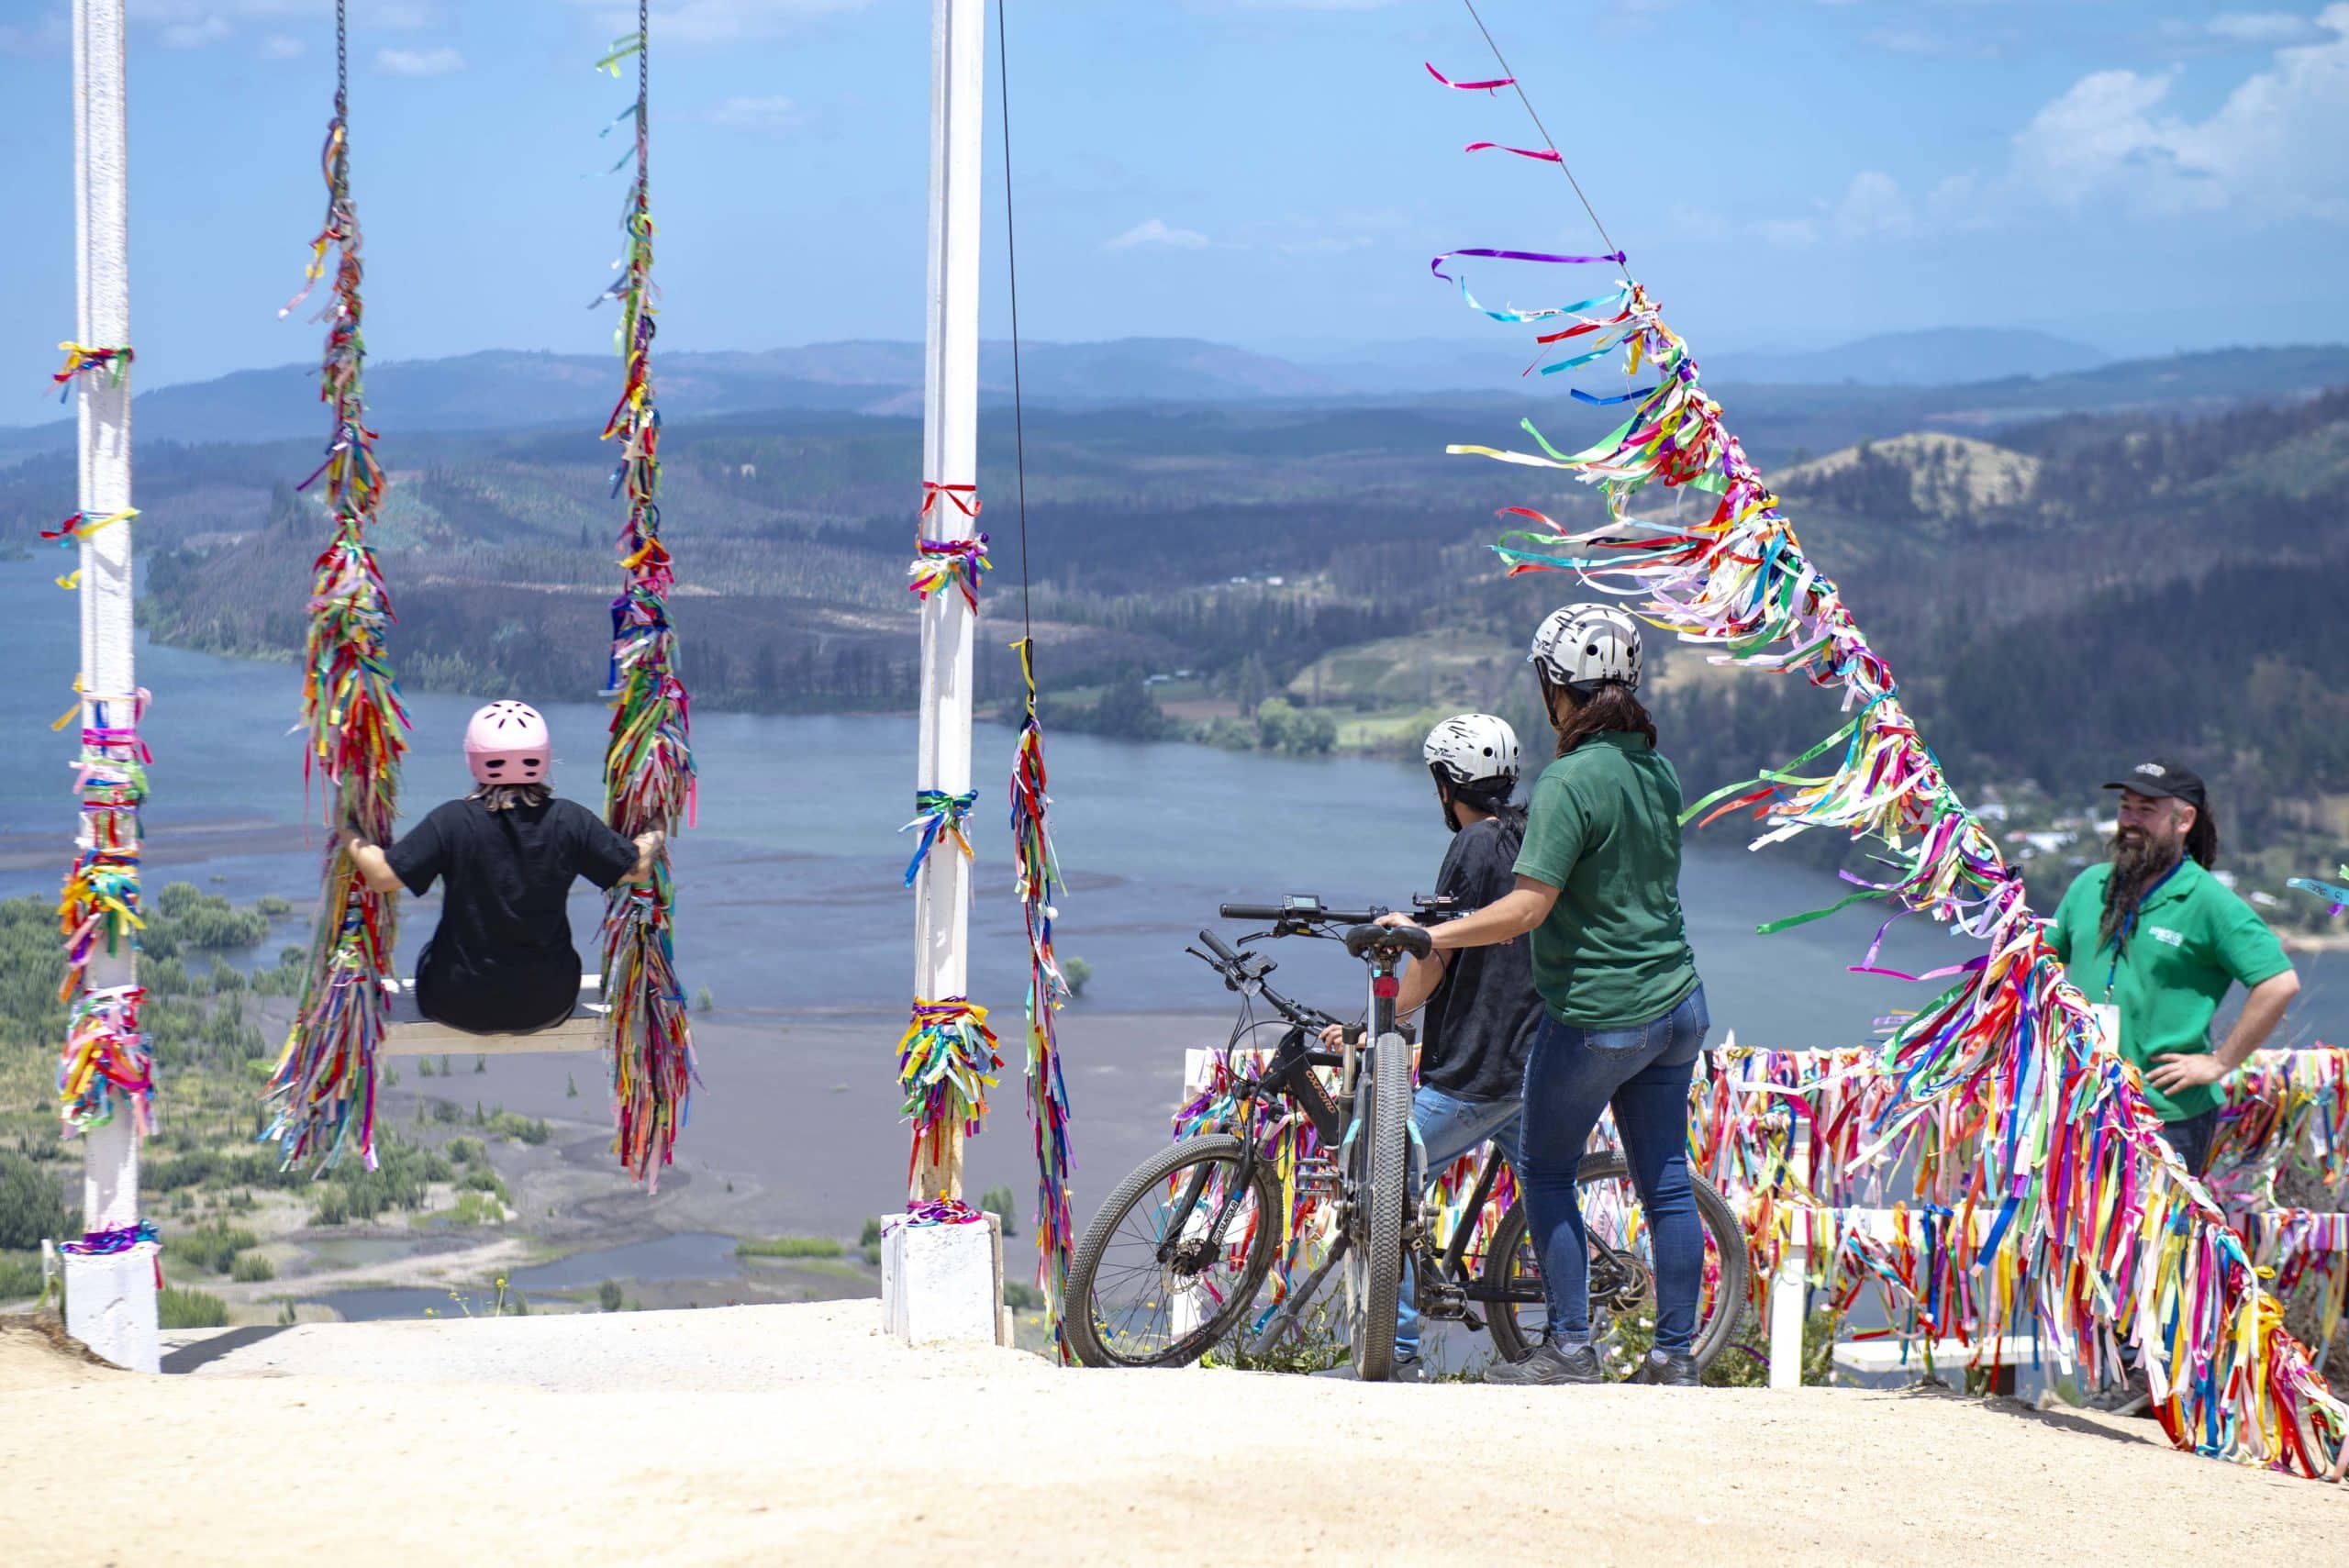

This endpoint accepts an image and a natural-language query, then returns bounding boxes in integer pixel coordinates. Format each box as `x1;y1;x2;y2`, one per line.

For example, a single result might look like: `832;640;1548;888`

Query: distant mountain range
3;330;2343;464
1271;326;2114;392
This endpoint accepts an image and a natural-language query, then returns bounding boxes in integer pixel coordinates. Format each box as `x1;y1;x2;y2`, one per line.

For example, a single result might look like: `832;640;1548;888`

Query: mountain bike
1064;896;1748;1378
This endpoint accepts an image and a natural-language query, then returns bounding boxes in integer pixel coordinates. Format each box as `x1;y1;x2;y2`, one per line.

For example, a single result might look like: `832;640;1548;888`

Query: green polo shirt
2045;859;2292;1122
1513;731;1700;1029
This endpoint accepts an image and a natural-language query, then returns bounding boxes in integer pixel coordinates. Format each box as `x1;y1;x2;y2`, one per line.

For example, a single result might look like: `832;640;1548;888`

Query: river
6;554;2343;1045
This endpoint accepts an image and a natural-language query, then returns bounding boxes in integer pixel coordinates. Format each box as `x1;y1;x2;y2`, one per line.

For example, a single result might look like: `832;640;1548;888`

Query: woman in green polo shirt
1388;603;1708;1387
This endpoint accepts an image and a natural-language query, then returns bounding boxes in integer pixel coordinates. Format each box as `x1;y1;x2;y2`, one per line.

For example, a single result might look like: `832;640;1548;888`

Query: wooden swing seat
381;974;607;1055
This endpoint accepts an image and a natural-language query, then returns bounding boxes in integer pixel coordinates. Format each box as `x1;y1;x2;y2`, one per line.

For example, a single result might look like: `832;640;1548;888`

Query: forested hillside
6;362;2342;903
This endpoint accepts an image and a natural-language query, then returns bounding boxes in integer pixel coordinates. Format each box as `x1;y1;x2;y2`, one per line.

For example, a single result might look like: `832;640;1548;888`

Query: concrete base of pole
62;1244;159;1373
881;1210;1007;1347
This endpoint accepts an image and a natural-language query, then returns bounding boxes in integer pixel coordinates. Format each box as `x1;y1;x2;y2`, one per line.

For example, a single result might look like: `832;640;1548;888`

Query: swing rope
267;0;410;1172
996;0;1075;1357
595;0;699;1190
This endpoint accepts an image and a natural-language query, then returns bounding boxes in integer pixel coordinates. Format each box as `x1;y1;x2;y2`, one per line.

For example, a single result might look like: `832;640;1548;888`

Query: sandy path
4;1303;2340;1565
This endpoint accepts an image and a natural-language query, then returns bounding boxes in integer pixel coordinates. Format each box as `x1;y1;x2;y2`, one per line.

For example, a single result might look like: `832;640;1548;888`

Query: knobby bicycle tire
1347;1036;1411;1382
1482;1153;1749;1374
1065;1133;1284;1369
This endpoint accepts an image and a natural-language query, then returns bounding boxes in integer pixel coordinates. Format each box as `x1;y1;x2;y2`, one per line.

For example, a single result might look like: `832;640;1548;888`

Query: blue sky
5;0;2346;408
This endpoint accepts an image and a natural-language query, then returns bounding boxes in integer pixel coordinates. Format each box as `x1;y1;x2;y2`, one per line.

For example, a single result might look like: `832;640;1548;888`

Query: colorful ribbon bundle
1429;72;2343;1471
896;998;1003;1185
1009;640;1075;1350
908;533;991;612
58;984;153;1137
50;341;133;402
60;1218;163;1291
901;788;977;888
592;18;699;1191
57;848;140;1001
55;683;153;1136
2254;1208;2349;1359
40;508;136;546
2206;1046;2349;1213
896;1197;985;1229
267;75;408;1175
1171;1050;1336;1321
59;1219;159;1256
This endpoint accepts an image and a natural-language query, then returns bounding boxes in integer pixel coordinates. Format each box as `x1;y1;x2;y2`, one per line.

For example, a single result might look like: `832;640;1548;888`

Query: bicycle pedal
1417;1280;1467;1319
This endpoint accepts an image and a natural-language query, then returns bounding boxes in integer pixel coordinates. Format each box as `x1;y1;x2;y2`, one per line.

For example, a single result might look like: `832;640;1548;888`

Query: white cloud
1754;217;1820;248
377;45;464;77
2202;12;2332;47
161;17;231;49
125;1;434;50
706;95;807;130
2009;6;2349;219
564;1;876;46
1831;170;1916;238
1106;217;1210;251
1863;27;1944;55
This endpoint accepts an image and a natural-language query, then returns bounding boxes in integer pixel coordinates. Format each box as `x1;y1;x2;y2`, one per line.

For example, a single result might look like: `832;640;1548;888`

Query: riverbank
5;1299;2339;1564
61;1008;1236;1335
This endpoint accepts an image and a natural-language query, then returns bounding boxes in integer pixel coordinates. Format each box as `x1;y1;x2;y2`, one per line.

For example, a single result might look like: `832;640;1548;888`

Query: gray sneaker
1632;1351;1700;1386
1485;1340;1603;1385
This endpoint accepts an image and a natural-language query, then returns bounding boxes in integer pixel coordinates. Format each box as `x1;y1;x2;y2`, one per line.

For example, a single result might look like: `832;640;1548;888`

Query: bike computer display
1284;895;1322;913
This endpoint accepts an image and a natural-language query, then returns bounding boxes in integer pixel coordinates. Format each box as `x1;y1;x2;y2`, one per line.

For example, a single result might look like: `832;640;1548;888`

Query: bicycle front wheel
1344;1035;1411;1382
1065;1134;1284;1369
1482;1154;1748;1376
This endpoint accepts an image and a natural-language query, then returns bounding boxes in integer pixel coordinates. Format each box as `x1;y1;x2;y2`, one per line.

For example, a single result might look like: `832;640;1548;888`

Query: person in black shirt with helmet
1319;712;1544;1376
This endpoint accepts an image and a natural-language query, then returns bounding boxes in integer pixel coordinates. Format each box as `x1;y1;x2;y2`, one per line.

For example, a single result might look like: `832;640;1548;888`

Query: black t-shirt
386;795;639;1034
1419;814;1544;1103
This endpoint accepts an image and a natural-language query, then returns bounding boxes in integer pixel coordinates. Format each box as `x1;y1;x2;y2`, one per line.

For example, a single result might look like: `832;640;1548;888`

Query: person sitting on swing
342;701;661;1036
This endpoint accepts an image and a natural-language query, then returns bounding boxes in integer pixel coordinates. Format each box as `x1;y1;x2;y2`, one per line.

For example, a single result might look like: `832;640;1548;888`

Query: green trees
0;1151;73;1251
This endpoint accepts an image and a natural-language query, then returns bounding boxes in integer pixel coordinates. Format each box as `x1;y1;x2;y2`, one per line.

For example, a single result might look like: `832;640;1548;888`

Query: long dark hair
1546;676;1659;758
470;782;551;814
2185;797;2219;869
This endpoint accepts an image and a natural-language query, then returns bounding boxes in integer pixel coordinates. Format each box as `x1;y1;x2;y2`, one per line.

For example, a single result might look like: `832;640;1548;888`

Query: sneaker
1485;1340;1603;1386
1632;1351;1700;1386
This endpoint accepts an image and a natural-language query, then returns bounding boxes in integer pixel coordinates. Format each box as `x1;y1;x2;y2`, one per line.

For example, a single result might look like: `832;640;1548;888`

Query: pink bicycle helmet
463;701;551;785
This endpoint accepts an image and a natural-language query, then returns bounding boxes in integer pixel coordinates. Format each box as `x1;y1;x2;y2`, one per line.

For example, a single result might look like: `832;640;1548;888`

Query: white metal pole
1767;1135;1810;1391
909;0;985;1205
66;0;157;1373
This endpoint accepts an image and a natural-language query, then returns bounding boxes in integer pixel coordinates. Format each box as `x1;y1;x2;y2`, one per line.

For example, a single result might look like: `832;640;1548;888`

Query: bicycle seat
1344;923;1431;961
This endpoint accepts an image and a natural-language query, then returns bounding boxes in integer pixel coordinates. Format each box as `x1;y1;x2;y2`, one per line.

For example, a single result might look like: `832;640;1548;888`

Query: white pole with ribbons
882;0;1004;1346
67;0;158;1373
911;0;985;1204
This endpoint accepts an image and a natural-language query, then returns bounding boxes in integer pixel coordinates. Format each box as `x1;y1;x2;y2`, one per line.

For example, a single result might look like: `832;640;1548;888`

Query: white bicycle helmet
1529;602;1643;694
1422;713;1520;787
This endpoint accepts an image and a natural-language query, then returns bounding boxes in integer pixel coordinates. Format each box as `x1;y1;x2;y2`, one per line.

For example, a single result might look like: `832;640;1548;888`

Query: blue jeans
1397;1084;1522;1362
1519;984;1709;1354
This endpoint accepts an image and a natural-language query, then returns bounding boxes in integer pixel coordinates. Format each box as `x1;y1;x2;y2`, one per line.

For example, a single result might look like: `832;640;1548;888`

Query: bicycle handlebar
1219;901;1386;926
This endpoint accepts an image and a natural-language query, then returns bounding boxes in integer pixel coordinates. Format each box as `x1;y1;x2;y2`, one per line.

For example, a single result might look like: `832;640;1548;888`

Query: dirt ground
3;1303;2342;1566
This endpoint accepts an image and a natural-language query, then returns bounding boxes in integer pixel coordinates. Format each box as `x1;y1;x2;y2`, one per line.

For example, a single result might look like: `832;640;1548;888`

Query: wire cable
995;0;1035;643
1459;0;1621;261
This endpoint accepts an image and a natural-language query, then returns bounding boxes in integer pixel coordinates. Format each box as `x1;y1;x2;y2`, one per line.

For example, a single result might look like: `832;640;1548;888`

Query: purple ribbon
1430;246;1628;281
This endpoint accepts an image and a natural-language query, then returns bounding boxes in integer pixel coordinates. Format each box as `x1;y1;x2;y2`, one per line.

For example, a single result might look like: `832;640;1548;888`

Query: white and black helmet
1422;713;1520;787
1529;602;1643;694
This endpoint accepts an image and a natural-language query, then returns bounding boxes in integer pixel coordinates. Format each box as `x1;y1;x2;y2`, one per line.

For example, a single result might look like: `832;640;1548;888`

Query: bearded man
2044;759;2300;1175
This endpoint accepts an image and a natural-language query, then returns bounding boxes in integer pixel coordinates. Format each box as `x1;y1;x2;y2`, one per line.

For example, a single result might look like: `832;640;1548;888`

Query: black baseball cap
2104;757;2207;808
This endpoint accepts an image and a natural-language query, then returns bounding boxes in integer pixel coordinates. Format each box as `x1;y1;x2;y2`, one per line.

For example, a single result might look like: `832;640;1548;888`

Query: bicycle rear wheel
1344;1035;1410;1382
1065;1134;1284;1369
1482;1153;1747;1375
